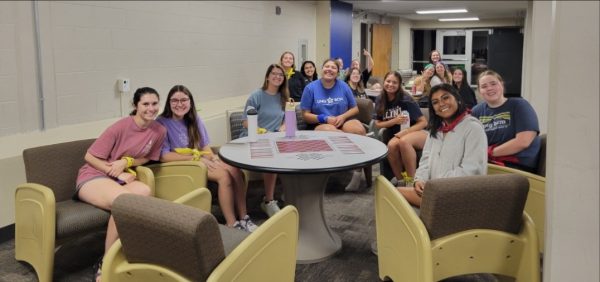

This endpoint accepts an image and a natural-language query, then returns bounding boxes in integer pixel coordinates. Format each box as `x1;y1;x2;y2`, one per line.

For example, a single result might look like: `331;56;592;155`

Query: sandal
92;256;103;282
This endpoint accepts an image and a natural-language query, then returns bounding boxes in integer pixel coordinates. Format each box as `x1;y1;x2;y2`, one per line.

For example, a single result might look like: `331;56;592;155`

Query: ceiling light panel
416;9;468;14
438;17;480;22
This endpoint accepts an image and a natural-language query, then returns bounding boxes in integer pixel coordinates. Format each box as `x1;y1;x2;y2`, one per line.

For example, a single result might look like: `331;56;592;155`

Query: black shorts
304;117;357;131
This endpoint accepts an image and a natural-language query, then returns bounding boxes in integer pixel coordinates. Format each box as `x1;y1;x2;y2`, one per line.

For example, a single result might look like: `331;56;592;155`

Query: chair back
112;194;226;282
420;174;529;240
226;109;245;141
420;107;429;122
147;161;208;201
295;104;307;130
536;134;547;176
22;139;95;202
227;106;306;141
355;98;374;125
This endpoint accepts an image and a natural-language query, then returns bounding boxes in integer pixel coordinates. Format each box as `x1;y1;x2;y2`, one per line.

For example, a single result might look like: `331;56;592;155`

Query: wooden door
371;24;392;79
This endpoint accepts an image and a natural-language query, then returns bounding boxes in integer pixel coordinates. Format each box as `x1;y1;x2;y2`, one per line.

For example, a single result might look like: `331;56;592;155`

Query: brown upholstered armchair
15;139;209;282
102;194;299;282
487;133;547;252
355;97;376;186
374;174;540;282
15;139;147;282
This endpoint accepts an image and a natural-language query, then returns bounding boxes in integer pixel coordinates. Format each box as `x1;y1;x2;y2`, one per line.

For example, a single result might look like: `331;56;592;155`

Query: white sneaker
344;170;363;192
232;221;245;231
261;199;281;217
390;177;406;187
240;215;258;232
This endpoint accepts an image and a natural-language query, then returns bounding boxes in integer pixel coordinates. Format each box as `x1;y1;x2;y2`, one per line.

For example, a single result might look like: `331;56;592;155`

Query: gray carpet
0;166;512;282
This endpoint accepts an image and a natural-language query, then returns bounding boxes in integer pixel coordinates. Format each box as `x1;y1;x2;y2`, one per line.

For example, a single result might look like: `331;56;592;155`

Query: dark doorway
412;29;436;73
488;28;523;97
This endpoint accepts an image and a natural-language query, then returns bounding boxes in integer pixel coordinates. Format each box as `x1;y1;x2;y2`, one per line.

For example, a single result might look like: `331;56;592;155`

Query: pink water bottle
284;99;297;137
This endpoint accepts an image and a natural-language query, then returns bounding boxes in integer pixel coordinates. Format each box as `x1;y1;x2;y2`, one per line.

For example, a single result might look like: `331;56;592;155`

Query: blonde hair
477;70;504;92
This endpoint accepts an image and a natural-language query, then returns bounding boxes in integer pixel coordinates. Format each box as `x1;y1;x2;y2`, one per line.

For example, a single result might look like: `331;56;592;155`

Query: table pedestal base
279;173;341;264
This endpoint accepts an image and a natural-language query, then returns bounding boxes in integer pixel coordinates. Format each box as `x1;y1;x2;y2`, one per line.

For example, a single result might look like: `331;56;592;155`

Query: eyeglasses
270;72;285;78
170;98;190;104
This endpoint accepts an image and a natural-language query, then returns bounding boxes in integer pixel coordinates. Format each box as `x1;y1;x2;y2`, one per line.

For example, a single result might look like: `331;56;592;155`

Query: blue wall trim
330;0;353;69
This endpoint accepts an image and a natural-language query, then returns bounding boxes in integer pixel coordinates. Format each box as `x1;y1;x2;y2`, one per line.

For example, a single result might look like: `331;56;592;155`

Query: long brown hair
376;71;410;116
262;64;290;109
160;85;201;149
344;67;365;93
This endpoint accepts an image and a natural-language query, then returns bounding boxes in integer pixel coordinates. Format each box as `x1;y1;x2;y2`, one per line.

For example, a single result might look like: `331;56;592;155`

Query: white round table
219;130;387;264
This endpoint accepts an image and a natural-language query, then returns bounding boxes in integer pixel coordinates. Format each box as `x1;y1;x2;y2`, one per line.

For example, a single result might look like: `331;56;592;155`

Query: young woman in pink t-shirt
76;87;166;282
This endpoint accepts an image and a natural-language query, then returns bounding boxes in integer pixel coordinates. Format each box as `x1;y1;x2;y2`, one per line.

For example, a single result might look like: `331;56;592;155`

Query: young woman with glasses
157;85;257;232
239;64;290;217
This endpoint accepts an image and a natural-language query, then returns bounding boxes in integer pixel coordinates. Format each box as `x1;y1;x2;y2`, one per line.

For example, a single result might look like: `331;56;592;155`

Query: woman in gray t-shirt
240;64;289;218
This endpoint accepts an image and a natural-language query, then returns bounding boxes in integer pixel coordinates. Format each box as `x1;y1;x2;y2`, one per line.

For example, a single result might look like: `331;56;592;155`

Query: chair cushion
218;225;249;255
55;200;110;240
419;174;529;240
112;194;226;282
23;139;95;202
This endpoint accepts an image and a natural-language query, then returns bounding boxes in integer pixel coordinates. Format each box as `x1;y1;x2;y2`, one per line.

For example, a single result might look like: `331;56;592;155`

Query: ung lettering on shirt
316;97;345;105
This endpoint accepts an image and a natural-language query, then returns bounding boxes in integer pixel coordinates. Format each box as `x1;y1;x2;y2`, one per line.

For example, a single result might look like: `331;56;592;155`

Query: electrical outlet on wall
117;78;130;92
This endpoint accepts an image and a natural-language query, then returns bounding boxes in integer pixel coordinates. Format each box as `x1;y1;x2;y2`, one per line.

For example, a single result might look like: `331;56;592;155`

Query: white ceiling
342;1;528;21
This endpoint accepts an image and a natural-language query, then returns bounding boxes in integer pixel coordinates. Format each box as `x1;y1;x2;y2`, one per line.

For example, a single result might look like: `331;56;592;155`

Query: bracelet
317;114;328;124
125;167;137;177
191;149;201;161
122;156;134;168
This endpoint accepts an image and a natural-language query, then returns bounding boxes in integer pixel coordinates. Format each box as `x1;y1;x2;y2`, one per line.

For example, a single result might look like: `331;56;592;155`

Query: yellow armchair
101;194;299;282
374;174;540;282
15;140;210;282
15;139;106;282
145;161;208;201
488;163;546;252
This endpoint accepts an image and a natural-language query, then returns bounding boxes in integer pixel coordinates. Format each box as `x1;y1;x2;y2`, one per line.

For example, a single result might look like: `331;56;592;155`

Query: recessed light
416;9;468;15
438;17;480;22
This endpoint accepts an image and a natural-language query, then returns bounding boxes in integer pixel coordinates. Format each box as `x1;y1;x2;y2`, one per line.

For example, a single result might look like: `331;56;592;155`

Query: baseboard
0;224;14;243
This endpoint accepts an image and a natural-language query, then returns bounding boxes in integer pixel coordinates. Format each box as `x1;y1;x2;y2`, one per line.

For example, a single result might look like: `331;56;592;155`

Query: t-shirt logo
142;140;153;155
316;97;344;104
479;111;511;132
383;106;402;121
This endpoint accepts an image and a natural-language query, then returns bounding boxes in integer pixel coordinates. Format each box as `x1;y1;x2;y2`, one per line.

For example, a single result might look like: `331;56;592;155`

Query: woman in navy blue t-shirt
375;71;428;186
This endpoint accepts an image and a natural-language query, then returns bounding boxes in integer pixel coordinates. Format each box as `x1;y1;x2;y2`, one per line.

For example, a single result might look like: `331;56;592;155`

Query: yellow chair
145;161;208;202
374;174;540;282
488;163;546;252
101;193;299;282
14;139;154;282
15;140;211;282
